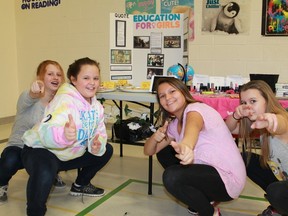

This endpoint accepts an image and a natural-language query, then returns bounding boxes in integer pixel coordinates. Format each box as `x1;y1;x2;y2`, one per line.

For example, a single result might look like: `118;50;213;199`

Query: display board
109;12;189;87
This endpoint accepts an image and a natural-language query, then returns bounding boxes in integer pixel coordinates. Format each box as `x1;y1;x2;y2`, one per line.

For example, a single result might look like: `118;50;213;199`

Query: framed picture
261;0;288;36
111;49;131;64
146;68;163;79
134;36;150;48
116;20;126;46
164;36;181;48
147;54;164;67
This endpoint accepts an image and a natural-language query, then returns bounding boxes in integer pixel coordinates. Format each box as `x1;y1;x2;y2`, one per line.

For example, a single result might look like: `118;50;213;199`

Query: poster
261;0;288;36
125;0;156;14
110;13;187;86
202;0;251;35
161;0;195;41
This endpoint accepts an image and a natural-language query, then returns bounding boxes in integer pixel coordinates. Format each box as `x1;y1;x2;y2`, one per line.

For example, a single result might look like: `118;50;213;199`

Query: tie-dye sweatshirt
22;83;107;161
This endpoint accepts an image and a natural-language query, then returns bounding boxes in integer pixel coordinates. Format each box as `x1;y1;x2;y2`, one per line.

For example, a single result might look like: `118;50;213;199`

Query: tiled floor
0;123;269;216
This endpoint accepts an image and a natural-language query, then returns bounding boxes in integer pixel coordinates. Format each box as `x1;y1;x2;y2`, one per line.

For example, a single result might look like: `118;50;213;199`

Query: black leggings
21;144;113;216
157;146;232;216
246;153;288;215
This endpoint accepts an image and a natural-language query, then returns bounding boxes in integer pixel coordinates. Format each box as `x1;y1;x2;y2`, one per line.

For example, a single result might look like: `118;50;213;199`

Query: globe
167;64;195;84
167;64;185;80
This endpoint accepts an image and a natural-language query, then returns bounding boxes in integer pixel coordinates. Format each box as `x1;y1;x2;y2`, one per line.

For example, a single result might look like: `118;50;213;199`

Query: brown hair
67;57;100;84
36;60;65;84
239;80;288;167
155;77;198;126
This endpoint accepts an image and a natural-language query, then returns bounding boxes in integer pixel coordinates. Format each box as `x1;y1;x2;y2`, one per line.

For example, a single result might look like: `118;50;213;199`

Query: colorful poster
160;0;195;41
261;0;288;36
125;0;156;14
202;0;251;35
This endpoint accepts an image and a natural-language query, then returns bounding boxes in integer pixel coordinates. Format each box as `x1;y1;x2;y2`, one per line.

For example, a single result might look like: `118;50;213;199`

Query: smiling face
71;64;100;103
240;89;267;121
157;82;186;119
43;64;63;93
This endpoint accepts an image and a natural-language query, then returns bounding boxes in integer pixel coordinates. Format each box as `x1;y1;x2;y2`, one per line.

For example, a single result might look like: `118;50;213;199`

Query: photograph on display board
161;0;195;41
164;36;181;48
147;68;163;79
202;0;251;35
147;54;164;67
134;36;150;48
125;0;156;14
261;0;288;36
111;49;131;64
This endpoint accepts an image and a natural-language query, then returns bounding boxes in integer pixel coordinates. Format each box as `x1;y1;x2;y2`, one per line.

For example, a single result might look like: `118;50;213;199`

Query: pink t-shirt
167;102;246;198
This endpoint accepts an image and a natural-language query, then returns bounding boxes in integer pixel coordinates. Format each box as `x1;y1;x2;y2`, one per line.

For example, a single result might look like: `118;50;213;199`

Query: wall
1;0;287;120
190;0;288;80
15;0;124;93
0;1;18;119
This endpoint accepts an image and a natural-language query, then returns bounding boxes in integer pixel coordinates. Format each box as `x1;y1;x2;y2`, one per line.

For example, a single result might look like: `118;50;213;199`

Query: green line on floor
75;178;267;215
239;195;266;202
75;179;133;216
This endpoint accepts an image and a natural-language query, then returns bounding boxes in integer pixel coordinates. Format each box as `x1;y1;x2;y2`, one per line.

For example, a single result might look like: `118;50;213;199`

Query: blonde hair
239;80;288;167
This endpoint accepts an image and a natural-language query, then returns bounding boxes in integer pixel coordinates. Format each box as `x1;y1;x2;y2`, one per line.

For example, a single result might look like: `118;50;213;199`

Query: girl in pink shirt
144;77;246;216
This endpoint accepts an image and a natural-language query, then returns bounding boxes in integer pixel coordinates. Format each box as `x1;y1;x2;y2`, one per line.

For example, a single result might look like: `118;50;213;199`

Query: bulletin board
109;12;189;87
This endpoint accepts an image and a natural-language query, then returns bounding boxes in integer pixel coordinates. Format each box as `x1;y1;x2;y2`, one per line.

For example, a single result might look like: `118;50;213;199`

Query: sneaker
0;185;8;204
53;174;66;189
70;183;105;197
258;206;282;216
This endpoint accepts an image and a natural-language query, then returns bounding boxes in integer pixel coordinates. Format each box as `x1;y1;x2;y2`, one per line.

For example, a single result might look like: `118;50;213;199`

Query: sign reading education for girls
133;14;181;29
21;0;61;10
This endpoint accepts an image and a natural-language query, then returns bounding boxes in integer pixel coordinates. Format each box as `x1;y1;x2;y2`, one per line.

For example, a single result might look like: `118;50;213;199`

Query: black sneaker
0;185;8;204
188;207;199;216
70;183;105;197
53;174;66;189
257;206;282;216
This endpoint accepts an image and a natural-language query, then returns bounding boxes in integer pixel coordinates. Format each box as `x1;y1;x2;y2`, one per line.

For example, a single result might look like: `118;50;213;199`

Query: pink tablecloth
192;94;288;119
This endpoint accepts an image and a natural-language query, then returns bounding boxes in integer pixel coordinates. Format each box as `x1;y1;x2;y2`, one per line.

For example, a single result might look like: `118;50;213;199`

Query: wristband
232;112;241;121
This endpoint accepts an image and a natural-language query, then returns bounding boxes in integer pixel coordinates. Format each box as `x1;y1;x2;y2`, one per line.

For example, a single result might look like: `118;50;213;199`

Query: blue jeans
21;144;113;216
0;146;24;186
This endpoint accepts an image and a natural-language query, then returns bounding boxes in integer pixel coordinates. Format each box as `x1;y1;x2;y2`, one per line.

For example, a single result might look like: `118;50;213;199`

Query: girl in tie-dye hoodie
21;57;113;216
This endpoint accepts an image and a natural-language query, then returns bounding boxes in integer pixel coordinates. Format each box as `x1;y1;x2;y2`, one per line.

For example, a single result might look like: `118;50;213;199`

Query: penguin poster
202;0;251;35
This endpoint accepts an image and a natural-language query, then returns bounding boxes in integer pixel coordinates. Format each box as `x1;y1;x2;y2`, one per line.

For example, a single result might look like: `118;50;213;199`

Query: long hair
155;77;198;126
36;60;65;84
239;80;288;167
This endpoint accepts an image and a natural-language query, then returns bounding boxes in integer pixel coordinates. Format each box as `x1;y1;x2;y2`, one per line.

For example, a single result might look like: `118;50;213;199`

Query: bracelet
232;112;241;121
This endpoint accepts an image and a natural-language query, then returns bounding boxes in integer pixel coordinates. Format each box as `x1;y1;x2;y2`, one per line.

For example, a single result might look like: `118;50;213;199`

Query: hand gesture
170;141;194;165
30;80;45;99
31;80;44;94
251;113;278;133
154;121;169;143
234;104;255;120
64;114;77;141
91;134;101;154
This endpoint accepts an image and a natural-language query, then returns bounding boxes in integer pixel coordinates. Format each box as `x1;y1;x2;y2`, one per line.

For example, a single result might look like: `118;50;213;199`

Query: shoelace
56;175;64;184
0;186;7;196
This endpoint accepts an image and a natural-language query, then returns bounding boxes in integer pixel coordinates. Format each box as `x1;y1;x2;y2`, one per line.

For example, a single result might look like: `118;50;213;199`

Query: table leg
148;155;153;195
120;100;123;157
